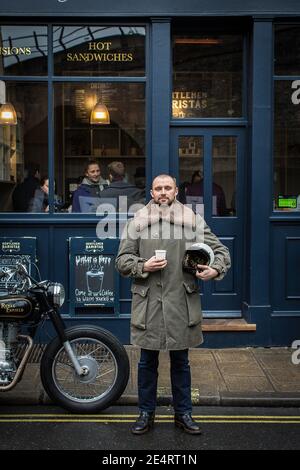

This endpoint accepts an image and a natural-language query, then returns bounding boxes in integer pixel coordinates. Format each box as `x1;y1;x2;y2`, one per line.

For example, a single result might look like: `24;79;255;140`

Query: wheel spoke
52;337;118;402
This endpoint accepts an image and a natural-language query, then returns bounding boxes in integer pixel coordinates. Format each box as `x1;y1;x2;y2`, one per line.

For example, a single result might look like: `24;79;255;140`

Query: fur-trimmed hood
133;199;196;232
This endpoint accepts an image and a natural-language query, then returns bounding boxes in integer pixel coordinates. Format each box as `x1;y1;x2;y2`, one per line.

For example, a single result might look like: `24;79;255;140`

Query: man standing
72;159;108;212
116;174;230;435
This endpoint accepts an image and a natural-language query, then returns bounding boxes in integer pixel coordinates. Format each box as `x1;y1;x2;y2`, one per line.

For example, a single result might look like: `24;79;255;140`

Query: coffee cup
155;250;167;260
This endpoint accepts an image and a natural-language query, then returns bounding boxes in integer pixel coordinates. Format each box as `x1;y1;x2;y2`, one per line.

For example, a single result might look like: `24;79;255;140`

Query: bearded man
116;174;230;435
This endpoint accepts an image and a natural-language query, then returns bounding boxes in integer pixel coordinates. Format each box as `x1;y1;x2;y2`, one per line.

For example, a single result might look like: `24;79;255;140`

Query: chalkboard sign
69;238;120;312
0;238;36;293
74;254;114;304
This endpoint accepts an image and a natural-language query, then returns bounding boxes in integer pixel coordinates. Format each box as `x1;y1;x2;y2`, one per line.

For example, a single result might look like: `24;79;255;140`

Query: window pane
275;25;300;76
173;33;243;118
53;26;146;76
212;136;236;216
0;82;48;212
177;136;204;215
0;26;47;75
274;81;300;212
54;82;146;213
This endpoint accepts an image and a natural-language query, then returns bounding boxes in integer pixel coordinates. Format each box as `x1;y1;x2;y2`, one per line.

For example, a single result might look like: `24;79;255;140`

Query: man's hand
143;256;168;272
195;265;218;281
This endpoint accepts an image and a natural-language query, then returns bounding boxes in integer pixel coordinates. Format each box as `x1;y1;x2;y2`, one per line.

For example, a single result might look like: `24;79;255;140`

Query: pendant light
0;102;17;125
0;81;17;126
90;101;110;125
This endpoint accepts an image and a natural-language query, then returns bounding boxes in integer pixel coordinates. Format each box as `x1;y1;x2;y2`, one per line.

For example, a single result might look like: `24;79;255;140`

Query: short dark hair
191;170;202;183
152;174;177;188
108;161;125;179
26;162;40;178
40;176;48;187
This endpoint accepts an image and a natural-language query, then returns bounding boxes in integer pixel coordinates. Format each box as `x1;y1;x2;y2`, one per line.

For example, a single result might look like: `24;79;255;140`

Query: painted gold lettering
88;41;112;51
0;46;31;56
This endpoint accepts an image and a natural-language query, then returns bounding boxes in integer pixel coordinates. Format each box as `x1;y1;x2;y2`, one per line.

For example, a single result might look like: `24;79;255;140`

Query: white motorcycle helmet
182;243;215;275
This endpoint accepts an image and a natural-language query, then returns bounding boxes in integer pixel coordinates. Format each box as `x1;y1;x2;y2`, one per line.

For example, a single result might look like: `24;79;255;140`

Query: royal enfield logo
0;298;31;316
0;303;24;314
1;241;21;253
85;241;104;253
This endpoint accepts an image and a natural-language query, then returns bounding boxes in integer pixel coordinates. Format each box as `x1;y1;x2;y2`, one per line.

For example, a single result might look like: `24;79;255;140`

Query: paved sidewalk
1;346;300;407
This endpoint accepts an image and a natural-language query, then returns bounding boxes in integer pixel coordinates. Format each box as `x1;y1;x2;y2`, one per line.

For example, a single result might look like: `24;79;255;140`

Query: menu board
69;237;119;312
0;238;36;292
74;253;115;305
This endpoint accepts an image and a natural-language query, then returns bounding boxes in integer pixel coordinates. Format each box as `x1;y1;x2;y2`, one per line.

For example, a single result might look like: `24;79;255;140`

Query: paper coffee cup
155;250;166;260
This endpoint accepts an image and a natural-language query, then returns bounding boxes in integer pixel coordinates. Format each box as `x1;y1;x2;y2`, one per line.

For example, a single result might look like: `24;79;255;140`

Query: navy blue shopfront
0;1;300;347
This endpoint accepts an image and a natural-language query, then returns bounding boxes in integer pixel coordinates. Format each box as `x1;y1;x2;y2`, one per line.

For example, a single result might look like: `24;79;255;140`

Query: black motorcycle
0;263;129;412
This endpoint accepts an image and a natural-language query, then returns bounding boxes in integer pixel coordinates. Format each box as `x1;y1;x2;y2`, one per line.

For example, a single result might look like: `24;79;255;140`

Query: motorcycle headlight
48;283;65;308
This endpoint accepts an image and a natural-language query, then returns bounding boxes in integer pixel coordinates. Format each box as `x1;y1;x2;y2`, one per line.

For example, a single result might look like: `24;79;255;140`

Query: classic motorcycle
0;263;129;412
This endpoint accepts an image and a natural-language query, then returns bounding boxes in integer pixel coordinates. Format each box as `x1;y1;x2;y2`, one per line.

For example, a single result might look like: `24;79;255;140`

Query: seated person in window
28;176;49;212
71;159;109;213
28;177;64;213
99;161;145;212
184;170;227;216
12;163;41;212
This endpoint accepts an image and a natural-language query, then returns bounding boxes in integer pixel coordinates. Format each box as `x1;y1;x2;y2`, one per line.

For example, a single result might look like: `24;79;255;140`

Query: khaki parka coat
116;200;231;350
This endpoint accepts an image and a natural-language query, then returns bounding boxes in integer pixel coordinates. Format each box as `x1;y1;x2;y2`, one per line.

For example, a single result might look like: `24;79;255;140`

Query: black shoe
131;411;155;435
175;413;202;435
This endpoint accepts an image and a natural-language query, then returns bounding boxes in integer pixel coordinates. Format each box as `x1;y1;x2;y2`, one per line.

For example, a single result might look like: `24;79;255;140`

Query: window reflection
173;32;243;118
53;26;146;76
0;26;47;75
274;80;300;212
275;25;300;76
212;136;236;216
177;136;204;215
177;135;236;217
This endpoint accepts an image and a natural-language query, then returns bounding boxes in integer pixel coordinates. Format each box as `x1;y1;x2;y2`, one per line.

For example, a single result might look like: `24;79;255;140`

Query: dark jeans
138;348;192;414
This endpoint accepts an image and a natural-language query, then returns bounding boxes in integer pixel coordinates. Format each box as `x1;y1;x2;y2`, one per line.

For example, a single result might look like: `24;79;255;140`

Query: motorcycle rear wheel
40;325;129;413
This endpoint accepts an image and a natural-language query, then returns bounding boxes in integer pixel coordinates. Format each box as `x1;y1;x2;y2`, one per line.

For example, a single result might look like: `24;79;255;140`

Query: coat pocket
183;282;202;327
130;284;150;330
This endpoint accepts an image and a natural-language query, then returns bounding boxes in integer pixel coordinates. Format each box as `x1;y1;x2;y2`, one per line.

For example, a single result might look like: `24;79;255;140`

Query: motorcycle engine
0;323;19;385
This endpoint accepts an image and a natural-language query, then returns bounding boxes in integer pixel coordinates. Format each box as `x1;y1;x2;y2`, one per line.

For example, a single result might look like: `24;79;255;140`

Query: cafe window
274;25;300;76
53;26;146;76
54;82;146;213
273;80;300;212
172;30;243;118
274;23;300;212
0;81;48;212
177;135;236;217
0;26;47;75
0;23;146;214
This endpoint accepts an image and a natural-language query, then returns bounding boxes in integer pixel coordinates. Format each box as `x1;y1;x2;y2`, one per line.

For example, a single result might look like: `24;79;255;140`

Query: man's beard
158;197;174;206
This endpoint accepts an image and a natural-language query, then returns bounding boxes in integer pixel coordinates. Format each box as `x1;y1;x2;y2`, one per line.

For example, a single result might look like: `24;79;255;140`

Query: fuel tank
0;296;37;321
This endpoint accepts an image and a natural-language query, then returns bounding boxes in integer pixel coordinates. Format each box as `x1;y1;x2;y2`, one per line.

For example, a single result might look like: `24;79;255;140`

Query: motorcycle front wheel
40;325;129;413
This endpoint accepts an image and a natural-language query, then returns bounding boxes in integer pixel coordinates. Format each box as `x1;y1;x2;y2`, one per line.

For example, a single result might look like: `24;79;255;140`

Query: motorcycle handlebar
0;264;28;279
0;264;42;289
